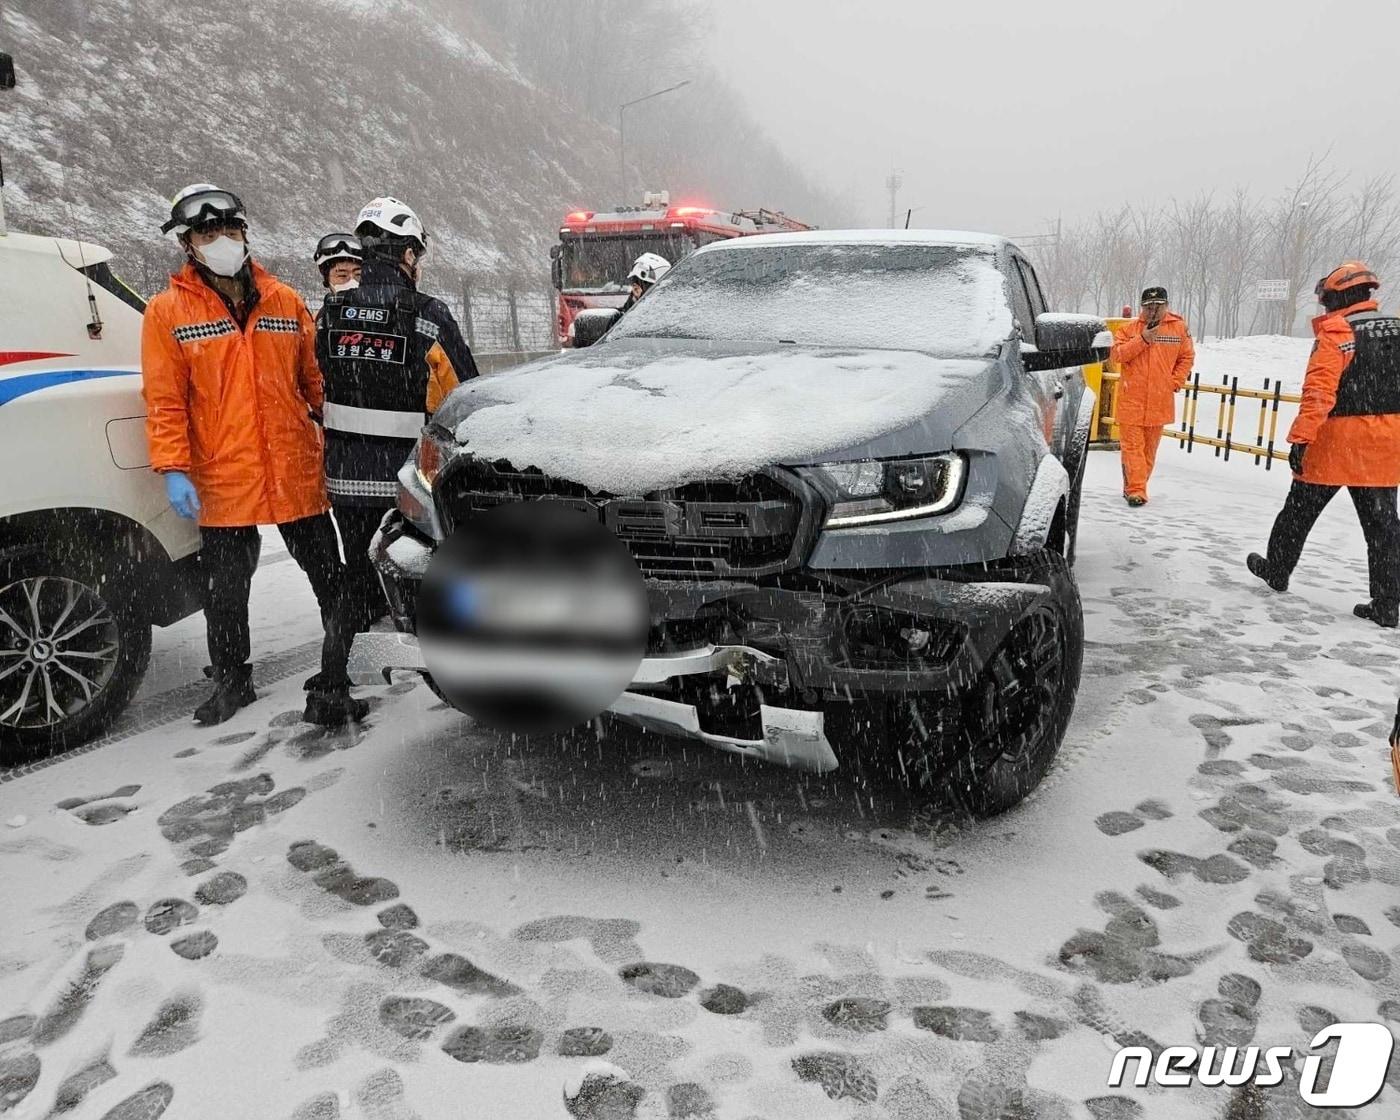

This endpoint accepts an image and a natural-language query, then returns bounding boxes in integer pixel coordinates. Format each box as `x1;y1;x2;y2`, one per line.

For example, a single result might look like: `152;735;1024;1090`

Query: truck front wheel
948;549;1083;816
0;545;152;761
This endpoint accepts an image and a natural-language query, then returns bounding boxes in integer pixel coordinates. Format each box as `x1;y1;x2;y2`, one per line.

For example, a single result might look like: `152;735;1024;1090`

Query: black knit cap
1141;286;1168;304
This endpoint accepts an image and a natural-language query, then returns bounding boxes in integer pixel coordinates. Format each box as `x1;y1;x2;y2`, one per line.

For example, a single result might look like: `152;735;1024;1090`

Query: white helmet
161;183;246;237
355;196;427;252
627;252;671;288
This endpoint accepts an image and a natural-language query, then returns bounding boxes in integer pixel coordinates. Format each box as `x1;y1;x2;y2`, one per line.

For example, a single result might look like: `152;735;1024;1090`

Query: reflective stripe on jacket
1109;311;1195;426
315;259;478;506
142;261;327;527
1288;299;1400;486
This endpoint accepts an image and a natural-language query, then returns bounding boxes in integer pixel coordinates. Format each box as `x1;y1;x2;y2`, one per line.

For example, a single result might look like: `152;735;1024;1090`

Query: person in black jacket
313;196;478;721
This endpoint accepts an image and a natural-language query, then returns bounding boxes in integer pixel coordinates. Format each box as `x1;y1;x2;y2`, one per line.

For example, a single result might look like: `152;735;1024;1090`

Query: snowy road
1;447;1397;1119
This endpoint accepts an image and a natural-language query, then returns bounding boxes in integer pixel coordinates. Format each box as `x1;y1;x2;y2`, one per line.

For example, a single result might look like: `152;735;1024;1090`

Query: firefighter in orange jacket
1109;286;1195;506
142;184;367;725
1247;262;1400;627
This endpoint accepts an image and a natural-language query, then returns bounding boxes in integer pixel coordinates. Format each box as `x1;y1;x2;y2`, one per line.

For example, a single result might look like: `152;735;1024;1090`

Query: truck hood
434;338;1000;494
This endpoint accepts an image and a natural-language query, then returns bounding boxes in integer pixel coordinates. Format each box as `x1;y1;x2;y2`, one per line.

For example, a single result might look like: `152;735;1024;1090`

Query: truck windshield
560;234;691;293
607;242;1013;357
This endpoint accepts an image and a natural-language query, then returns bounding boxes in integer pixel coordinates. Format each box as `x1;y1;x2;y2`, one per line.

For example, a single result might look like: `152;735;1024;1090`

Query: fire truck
550;191;812;346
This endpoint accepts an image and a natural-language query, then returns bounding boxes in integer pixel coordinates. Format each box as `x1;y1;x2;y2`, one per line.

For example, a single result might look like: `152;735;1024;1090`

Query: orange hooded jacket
142;261;329;527
1287;299;1400;487
1109;311;1195;427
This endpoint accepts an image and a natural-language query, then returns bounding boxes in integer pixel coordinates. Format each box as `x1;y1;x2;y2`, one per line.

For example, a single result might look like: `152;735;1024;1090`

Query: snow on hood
446;344;993;494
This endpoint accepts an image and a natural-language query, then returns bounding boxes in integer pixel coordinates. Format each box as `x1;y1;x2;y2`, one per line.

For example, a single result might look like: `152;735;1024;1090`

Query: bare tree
1260;155;1343;334
1212;188;1262;338
1341;174;1400;280
1164;193;1218;332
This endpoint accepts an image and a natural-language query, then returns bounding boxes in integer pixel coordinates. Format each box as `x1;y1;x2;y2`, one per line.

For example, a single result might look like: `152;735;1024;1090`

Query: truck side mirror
0;54;14;90
1023;313;1110;371
550;249;563;291
571;308;621;348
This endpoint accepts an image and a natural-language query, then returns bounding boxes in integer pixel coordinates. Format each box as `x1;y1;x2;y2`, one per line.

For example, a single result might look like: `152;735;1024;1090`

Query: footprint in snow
1083;1097;1143;1120
821;997;889;1032
511;914;643;964
55;785;141;811
790;1051;878;1103
377;997;455;1041
617;962;699;998
665;1083;716;1118
1057;892;1201;984
1226;910;1314;965
355;1068;419;1120
1195;974;1259;1049
290;1092;342;1120
286;840;399;906
129;992;202;1057
1094;811;1144;837
30;943;124;1047
441;1024;543;1064
1298;828;1372;889
51;1055;117;1112
0;1051;40;1112
912;1005;1000;1041
98;1080;174;1120
156;773;306;870
1138;847;1251;885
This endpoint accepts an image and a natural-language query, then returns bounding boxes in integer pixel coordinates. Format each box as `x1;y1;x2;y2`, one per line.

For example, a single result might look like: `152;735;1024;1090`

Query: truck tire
824;549;1083;818
948;548;1082;816
0;545;152;762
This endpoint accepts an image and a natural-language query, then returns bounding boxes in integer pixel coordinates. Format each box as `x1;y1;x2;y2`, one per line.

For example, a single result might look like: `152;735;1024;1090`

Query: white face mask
194;235;248;278
330;278;360;293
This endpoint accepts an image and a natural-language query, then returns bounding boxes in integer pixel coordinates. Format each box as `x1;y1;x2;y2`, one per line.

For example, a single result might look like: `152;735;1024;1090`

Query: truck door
1014;256;1082;460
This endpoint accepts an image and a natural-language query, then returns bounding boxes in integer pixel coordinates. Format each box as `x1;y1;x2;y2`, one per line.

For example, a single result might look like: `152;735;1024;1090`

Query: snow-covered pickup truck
357;231;1108;816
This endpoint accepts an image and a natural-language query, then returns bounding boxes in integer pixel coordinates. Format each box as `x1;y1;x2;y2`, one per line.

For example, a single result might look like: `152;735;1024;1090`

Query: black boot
304;687;369;727
1353;600;1399;628
1246;553;1289;593
194;666;256;726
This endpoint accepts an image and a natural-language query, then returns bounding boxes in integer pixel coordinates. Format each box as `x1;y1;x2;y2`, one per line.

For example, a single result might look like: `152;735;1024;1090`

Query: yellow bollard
1087;316;1131;445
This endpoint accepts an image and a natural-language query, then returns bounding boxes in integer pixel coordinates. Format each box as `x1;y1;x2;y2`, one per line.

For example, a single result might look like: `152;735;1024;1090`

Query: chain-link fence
446;283;558;353
297;272;558;355
124;246;562;357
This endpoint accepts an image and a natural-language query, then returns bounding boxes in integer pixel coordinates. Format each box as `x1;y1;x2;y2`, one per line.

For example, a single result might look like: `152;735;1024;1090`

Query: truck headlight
398;425;456;537
412;425;455;493
802;452;967;528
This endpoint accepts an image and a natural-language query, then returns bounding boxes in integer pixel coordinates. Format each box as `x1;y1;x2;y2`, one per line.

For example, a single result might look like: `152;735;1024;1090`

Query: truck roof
0;230;115;267
696;228;1009;253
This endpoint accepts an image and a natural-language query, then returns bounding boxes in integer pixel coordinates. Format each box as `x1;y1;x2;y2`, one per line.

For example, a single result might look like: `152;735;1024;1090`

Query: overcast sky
707;0;1400;235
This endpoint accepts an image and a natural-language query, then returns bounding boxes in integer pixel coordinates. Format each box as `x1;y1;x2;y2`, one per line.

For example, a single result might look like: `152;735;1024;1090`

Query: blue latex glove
164;471;201;519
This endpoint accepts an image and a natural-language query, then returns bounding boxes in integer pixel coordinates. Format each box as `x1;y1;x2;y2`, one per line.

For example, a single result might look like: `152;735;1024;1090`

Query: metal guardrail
1096;369;1302;469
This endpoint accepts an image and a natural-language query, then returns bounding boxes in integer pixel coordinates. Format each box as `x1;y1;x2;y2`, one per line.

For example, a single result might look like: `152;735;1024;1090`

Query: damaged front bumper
360;511;1053;774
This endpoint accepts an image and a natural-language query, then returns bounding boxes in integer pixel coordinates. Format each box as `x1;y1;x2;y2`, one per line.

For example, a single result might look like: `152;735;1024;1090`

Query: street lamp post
618;79;690;203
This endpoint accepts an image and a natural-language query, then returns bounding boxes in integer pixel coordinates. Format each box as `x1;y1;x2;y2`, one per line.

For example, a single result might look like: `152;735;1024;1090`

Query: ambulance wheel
0;545;151;761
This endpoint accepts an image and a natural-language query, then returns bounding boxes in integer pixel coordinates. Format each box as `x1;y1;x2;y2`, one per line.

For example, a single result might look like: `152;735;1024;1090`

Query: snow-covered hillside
3;0;622;289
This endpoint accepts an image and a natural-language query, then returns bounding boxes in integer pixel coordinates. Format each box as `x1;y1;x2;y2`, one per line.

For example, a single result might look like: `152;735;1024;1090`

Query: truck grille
435;459;809;579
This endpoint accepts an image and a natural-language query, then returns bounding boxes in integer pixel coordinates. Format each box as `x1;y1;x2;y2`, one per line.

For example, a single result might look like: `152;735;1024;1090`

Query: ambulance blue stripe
0;368;136;407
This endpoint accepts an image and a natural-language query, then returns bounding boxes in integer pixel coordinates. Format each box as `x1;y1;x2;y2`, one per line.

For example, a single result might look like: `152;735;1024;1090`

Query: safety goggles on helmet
314;232;363;269
161;188;246;235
